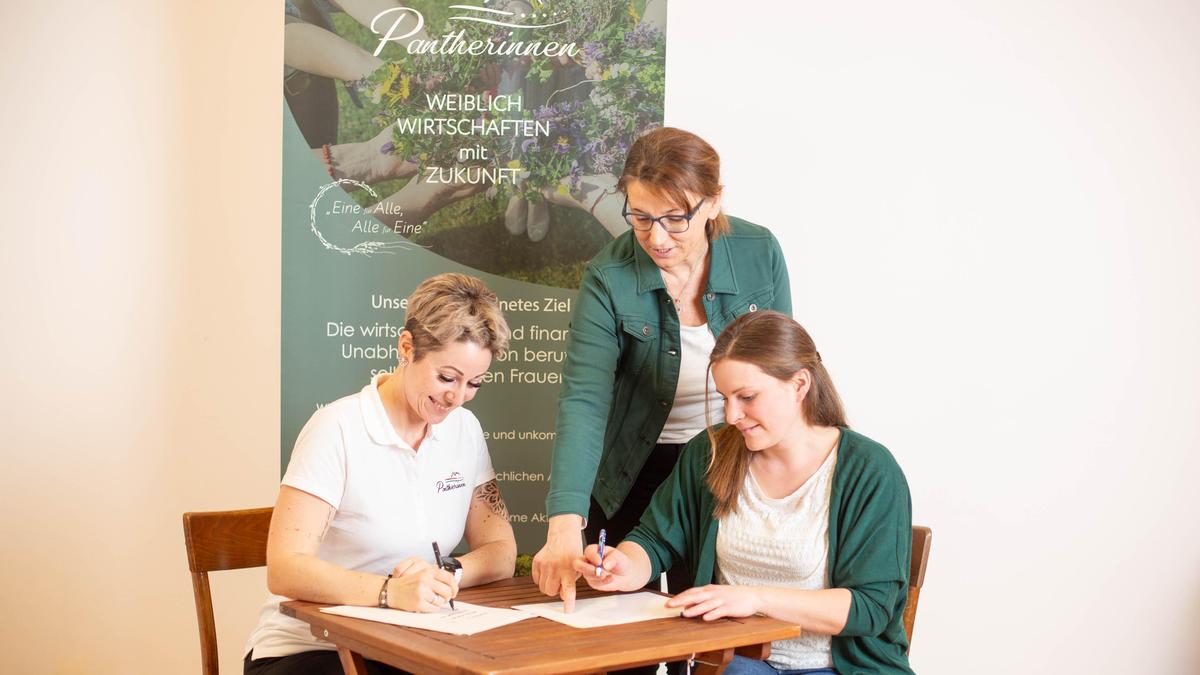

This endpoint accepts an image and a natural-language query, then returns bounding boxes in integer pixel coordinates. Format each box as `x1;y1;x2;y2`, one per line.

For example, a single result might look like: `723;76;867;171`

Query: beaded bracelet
378;573;393;608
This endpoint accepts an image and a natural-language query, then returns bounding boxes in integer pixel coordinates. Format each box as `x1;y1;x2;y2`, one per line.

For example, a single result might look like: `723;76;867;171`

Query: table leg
692;647;733;675
337;646;368;675
734;642;771;661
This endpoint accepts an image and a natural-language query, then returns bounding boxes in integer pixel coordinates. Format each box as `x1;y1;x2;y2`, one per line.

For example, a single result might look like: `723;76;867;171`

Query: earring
397;357;409;367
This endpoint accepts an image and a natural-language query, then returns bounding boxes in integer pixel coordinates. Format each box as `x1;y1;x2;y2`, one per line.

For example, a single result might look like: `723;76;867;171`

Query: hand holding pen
384;556;457;612
574;535;641;592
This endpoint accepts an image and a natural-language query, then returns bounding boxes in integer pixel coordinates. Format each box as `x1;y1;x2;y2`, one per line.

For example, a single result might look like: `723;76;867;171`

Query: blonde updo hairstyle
404;273;510;361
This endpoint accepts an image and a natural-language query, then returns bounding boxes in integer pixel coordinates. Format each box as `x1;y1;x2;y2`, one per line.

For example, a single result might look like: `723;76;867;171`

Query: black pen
432;541;455;610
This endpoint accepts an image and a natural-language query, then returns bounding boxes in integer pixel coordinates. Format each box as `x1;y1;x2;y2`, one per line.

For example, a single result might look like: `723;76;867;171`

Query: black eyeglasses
621;197;706;233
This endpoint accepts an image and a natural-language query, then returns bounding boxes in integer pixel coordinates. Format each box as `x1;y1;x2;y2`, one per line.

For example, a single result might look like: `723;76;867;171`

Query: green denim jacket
546;216;791;519
626;428;915;675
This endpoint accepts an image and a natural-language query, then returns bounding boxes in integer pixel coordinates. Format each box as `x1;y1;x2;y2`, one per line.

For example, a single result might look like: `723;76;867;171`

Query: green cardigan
625;428;914;675
546;217;791;520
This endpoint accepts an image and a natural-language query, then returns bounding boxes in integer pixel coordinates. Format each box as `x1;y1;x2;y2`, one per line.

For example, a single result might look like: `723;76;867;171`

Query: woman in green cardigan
574;311;914;675
532;127;792;621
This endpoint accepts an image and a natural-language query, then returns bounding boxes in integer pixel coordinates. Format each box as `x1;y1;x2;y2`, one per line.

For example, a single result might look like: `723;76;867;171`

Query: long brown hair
618;127;731;239
705;311;847;517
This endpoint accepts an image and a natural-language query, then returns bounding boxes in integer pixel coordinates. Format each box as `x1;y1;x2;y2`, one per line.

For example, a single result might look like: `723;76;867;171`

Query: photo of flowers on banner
284;0;667;288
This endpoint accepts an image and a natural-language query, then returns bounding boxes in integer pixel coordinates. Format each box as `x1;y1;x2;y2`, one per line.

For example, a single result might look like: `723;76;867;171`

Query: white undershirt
658;323;723;443
716;447;838;670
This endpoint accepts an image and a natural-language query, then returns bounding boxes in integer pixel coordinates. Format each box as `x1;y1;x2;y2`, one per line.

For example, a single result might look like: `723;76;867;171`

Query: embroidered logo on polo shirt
436;471;466;493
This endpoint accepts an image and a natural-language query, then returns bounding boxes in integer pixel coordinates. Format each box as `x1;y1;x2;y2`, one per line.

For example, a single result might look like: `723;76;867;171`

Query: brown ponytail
704;311;847;517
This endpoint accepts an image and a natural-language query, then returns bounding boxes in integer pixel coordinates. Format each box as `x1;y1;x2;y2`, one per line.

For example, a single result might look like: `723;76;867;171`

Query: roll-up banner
282;1;668;549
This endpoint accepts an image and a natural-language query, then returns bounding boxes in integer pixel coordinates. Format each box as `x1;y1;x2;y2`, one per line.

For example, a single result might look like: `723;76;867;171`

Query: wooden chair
182;507;273;675
904;525;932;645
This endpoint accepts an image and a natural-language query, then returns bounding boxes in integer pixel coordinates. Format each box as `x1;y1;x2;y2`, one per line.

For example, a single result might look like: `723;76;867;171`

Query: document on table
320;602;532;636
510;591;681;629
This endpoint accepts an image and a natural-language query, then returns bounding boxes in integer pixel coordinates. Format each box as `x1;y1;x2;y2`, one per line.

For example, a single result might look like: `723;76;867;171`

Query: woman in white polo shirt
244;273;517;675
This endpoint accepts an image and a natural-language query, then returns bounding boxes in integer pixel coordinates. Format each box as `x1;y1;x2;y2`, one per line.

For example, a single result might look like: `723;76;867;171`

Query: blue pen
596;528;607;577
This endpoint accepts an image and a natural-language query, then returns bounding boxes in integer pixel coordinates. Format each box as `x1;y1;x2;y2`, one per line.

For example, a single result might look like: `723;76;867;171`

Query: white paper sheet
319;602;532;636
510;591;682;629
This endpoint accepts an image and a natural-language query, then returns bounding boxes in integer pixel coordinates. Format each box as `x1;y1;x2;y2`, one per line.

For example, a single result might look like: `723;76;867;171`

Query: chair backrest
182;507;273;675
903;525;932;645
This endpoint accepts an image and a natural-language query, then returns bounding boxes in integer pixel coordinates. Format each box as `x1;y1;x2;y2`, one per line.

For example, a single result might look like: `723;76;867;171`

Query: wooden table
281;576;801;675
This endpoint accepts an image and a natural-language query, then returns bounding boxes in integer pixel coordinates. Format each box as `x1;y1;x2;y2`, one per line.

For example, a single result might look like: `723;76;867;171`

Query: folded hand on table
665;584;762;621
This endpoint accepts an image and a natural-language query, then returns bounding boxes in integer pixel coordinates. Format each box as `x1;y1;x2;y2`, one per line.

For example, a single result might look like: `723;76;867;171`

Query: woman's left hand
665;584;763;621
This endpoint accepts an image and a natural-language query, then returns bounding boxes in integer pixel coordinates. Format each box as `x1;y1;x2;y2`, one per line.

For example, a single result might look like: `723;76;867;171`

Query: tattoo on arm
473;479;509;519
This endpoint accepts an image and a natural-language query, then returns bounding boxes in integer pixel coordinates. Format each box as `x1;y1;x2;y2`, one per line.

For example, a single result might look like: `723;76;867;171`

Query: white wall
0;3;281;674
1;2;1197;674
668;2;1200;673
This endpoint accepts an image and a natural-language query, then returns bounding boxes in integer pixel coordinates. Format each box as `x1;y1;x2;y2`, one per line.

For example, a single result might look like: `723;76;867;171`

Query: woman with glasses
532;127;792;627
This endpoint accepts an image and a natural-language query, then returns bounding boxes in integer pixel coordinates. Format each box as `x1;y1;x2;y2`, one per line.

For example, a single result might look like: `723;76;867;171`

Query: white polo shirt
245;373;496;659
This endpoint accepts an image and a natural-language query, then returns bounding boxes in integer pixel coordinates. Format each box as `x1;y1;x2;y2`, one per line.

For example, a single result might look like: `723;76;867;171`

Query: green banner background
282;1;666;550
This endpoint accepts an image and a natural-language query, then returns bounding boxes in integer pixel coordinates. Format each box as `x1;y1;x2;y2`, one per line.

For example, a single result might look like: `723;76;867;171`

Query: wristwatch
439;556;464;583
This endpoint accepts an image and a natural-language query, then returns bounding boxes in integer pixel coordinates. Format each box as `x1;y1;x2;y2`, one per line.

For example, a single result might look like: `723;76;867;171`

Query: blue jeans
721;656;837;675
